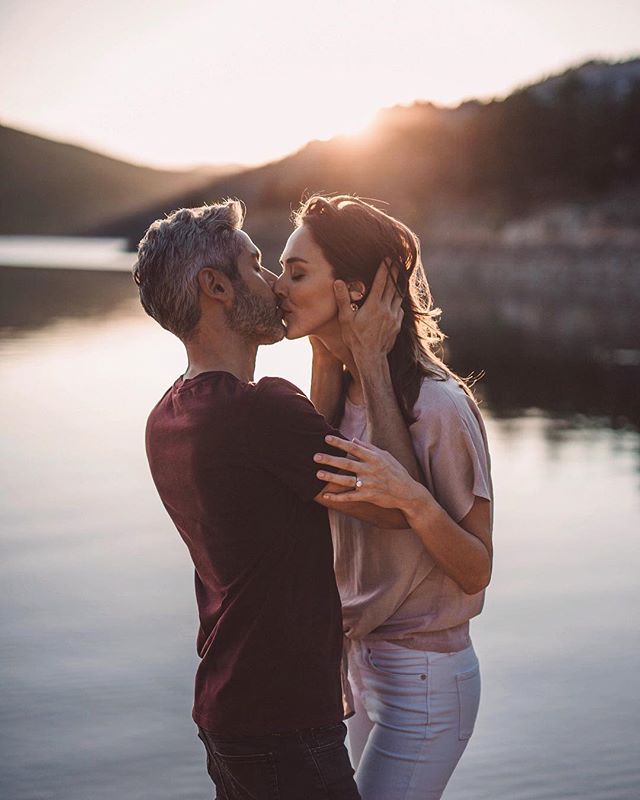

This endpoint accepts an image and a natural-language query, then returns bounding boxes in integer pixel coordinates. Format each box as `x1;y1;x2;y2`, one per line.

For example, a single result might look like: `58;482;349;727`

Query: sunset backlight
1;0;638;167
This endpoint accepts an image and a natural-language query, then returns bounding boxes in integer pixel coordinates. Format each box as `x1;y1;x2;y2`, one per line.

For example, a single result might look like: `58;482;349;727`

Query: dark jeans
197;721;360;800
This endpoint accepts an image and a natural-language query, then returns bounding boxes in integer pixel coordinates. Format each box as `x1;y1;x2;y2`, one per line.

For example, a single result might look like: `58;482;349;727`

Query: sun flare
1;0;638;168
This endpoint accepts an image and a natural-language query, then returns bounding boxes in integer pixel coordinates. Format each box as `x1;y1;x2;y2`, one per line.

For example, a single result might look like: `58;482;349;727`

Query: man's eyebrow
250;248;262;261
279;256;309;266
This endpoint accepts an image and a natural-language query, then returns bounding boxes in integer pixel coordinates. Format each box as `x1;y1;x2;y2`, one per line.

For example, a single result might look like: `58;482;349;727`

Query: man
134;200;407;799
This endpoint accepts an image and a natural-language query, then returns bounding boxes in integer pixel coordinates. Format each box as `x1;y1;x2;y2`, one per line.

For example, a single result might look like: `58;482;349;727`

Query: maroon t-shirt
145;371;345;736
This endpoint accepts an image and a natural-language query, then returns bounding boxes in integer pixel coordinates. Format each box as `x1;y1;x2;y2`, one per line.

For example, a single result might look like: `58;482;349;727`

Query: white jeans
347;639;481;800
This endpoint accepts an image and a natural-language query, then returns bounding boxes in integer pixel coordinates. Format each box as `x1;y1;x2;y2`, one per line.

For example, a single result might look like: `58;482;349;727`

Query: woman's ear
346;280;366;305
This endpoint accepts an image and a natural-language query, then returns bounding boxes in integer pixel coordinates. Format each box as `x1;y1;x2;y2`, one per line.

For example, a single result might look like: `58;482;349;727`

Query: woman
275;195;493;800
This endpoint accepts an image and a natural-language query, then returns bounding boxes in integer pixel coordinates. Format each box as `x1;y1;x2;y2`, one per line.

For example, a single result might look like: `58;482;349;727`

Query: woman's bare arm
317;437;492;594
309;337;343;421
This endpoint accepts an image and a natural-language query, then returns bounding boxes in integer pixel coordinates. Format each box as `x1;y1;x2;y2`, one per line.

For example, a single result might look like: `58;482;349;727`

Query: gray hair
133;199;245;340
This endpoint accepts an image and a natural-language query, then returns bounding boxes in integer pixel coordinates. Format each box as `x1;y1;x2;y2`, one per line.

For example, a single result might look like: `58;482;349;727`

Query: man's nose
262;267;278;289
273;272;286;297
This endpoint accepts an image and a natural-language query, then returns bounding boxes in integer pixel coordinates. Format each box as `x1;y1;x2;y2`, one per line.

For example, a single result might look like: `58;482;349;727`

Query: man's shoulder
253;376;308;401
251;377;325;430
146;383;174;427
147;373;253;428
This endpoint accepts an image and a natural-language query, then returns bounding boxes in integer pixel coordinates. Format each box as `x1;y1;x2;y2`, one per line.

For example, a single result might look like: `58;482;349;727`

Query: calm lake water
1;264;639;800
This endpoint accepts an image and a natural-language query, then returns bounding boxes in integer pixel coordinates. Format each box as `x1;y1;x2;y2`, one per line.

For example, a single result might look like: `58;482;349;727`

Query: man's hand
309;335;341;364
334;260;404;366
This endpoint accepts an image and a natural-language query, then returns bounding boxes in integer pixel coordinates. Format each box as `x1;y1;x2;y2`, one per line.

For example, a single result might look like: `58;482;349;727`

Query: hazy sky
1;0;638;168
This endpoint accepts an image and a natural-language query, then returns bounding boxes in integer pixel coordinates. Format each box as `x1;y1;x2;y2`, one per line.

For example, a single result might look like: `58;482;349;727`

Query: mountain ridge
95;57;640;254
0;124;232;235
2;57;638;246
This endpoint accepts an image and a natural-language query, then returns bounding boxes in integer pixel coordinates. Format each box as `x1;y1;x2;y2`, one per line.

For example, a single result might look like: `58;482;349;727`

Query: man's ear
198;268;234;305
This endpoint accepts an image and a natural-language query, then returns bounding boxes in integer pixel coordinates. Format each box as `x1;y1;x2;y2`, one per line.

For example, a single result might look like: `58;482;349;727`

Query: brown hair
293;194;471;426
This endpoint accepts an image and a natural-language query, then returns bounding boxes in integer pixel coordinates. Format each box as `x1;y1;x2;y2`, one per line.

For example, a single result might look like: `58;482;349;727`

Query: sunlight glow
0;0;638;167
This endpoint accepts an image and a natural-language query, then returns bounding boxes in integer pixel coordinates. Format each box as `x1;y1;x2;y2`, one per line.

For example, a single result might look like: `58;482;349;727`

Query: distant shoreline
0;236;134;271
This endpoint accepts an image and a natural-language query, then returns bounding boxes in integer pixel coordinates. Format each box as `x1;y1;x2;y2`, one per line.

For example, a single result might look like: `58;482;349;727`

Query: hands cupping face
314;435;416;509
334;260;404;359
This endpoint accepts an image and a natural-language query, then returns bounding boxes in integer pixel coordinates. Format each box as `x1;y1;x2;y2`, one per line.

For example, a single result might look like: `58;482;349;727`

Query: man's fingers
334;280;354;321
369;261;389;301
382;261;402;304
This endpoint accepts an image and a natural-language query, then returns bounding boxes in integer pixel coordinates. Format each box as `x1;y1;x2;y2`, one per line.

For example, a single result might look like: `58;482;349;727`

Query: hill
0;125;229;235
97;58;640;255
3;58;638;249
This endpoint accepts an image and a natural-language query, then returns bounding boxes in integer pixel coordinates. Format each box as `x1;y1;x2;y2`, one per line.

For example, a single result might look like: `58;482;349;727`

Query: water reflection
1;264;639;800
428;243;640;432
2;264;638;433
0;266;137;335
446;333;640;432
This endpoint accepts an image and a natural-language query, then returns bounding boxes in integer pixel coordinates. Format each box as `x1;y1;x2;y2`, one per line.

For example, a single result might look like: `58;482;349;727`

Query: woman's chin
283;320;309;340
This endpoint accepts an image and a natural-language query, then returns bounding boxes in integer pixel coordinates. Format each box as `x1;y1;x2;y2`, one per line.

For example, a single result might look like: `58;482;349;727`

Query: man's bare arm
334;273;422;482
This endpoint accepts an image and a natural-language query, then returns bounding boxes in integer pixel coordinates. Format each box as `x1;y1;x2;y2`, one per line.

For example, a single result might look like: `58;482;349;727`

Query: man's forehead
236;230;260;257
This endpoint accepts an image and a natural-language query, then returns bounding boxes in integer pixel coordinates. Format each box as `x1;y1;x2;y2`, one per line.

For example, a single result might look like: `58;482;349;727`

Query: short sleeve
248;377;345;502
410;379;492;523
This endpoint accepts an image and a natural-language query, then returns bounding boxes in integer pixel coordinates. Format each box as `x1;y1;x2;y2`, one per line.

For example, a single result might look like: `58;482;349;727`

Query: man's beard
225;280;285;345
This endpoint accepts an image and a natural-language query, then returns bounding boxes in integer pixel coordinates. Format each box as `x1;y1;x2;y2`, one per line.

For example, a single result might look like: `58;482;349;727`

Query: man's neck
183;333;258;384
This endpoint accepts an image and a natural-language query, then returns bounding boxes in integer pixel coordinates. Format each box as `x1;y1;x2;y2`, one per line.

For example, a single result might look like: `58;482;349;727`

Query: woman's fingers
316;470;359;486
323;435;372;459
313;452;362;473
322;489;365;503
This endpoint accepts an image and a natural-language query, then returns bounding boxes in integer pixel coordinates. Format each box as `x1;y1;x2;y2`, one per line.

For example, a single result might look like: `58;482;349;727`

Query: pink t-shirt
330;376;493;653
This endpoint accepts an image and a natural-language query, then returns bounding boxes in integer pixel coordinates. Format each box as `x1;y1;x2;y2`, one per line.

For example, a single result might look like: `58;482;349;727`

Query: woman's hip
349;639;480;737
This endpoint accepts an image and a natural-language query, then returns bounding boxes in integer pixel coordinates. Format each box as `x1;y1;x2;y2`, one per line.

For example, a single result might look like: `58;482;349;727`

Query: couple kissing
134;194;493;800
